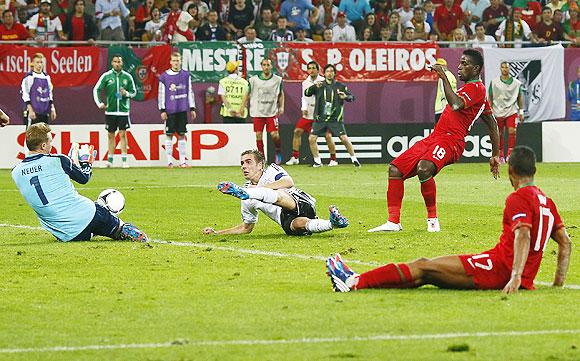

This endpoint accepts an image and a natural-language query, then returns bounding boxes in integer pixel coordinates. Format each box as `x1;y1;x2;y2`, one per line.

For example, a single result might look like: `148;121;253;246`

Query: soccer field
0;163;578;360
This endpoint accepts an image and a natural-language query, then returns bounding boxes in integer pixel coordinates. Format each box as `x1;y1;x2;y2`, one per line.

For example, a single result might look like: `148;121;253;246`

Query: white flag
483;44;565;122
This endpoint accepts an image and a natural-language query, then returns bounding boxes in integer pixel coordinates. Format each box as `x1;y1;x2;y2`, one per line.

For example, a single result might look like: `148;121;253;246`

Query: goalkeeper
11;123;148;242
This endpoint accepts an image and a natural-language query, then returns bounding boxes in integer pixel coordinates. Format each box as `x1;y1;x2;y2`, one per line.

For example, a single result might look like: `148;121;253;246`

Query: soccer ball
97;189;125;215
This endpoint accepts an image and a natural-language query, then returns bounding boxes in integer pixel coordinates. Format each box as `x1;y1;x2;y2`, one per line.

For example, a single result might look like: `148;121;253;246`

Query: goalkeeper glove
79;144;96;165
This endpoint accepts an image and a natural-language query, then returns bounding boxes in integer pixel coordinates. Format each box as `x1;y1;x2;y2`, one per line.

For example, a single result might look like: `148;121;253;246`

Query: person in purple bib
21;53;57;128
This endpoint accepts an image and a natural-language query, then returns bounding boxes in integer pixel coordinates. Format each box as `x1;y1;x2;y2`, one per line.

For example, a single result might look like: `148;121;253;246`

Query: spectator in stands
17;7;30;27
423;0;435;28
29;0;66;44
374;0;390;29
553;8;564;24
519;1;542;30
295;27;313;41
280;0;317;33
49;0;70;24
363;13;380;40
314;0;338;38
250;0;271;23
182;0;207;19
547;0;565;13
406;6;431;41
215;0;231;24
186;4;200;34
95;0;129;40
433;0;463;41
568;65;580;120
322;26;333;40
270;15;294;40
63;0;97;43
25;0;40;22
0;9;31;40
332;11;356;41
561;0;578;18
163;0;195;42
461;0;490;31
144;6;164;41
379;26;391;41
397;0;414;25
196;9;227;40
563;6;580;44
339;0;371;32
496;7;533;48
449;27;467;47
401;25;417;41
359;26;372;40
133;0;154;40
387;10;403;40
482;0;509;36
238;25;261;42
429;31;439;42
255;6;275;40
226;0;254;39
534;6;564;45
469;21;497;46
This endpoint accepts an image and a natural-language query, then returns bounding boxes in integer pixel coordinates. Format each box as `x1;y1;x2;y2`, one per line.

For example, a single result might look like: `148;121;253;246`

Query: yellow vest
435;70;457;115
219;75;249;118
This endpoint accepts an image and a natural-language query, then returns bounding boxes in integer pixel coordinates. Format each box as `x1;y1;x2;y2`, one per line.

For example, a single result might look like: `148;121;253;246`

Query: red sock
387;178;404;223
292;150;299;158
507;132;516;156
420;177;437;219
356;263;414;289
330;153;337;161
256;140;264;155
273;137;281;153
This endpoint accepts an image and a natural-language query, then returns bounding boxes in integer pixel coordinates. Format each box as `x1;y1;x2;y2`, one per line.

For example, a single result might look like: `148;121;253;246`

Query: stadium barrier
0;124;255;168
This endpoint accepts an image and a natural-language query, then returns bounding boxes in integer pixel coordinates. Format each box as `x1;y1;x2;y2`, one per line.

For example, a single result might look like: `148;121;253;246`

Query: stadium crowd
0;0;578;46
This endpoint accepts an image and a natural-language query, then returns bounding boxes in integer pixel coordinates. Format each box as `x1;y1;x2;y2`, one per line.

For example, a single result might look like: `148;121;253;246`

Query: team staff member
158;52;197;168
21;53;57;128
305;64;361;168
218;60;249;124
489;61;524;163
93;54;137;169
568;65;580;121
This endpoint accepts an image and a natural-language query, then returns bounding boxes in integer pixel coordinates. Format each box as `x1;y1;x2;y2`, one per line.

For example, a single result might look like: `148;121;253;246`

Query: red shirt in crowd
70;15;85;40
434;4;463;39
0;22;29;40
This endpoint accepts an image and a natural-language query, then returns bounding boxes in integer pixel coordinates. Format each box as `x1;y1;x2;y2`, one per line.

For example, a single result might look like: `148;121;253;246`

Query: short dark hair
278;16;287;21
241;149;265;165
261;6;273;13
2;9;12;17
509;146;536;177
463;48;483;69
542;6;552;12
307;61;319;70
111;54;123;61
324;63;336;73
475;22;485;29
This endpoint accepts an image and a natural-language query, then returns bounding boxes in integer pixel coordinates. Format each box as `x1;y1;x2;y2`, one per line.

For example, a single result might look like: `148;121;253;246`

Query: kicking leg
417;160;439;232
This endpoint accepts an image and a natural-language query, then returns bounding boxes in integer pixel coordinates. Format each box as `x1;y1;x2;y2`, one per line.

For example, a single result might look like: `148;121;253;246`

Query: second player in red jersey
327;146;571;294
369;49;501;233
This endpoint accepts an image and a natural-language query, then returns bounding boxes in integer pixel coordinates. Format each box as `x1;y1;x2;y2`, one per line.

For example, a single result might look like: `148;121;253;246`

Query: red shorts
459;252;512;290
295;117;313;133
496;113;518;129
391;134;463;179
253;116;279;133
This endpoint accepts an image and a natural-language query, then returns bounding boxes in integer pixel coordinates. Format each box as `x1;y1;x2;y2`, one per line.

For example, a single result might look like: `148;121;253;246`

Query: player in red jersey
327;146;571;294
369;49;501;233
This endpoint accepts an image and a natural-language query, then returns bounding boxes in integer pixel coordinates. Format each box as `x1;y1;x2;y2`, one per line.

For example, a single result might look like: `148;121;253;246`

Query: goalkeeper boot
329;205;349;228
217;181;249;200
120;223;149;242
326;254;357;292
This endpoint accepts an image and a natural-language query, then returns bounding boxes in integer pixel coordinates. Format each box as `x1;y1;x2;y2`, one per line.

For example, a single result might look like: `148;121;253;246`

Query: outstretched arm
552;227;571;287
261;175;294;190
203;222;254;235
480;112;500;178
503;226;531;294
430;64;465;110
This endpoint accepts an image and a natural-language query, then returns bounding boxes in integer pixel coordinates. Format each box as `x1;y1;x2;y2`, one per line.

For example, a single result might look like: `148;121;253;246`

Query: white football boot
285;157;299;165
367;221;402;233
328;160;339;167
427;218;441;232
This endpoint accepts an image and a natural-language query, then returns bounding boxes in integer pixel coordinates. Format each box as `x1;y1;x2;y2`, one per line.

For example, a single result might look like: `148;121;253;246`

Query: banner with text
0;124;257;168
178;41;439;83
483;45;566;122
0;45;100;87
108;45;172;101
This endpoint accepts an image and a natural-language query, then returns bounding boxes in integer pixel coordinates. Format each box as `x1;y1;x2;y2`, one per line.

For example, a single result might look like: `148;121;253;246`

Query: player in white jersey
488;62;524;163
203;149;349;236
248;58;284;164
286;61;337;166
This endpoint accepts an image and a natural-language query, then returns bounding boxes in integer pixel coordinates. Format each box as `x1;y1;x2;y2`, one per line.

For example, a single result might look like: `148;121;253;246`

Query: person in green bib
218;61;249;124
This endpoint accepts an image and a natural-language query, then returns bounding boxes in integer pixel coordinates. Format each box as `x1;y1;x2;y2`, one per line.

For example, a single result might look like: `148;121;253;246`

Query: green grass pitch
0;163;578;360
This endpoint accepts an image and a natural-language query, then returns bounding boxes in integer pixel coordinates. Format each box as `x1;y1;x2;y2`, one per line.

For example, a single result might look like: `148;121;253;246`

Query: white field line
1;223;579;290
0;183;343;192
0;329;579;354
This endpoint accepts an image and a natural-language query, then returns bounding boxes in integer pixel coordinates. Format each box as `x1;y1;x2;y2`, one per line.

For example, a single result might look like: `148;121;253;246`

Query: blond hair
26;122;51;151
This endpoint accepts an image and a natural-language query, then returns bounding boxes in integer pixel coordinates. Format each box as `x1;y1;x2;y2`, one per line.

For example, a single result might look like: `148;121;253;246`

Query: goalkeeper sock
387;178;404;224
305;219;333;233
245;188;278;204
256;140;264;155
420;177;437;219
165;139;173;164
330;153;337;161
178;139;187;164
356;263;414;289
292;150;299;159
